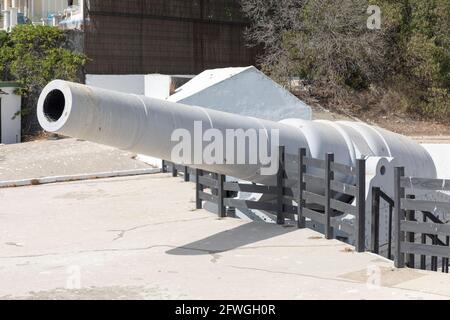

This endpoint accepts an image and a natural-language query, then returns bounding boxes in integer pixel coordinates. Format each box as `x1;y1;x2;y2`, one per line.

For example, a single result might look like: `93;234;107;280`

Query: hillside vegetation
241;0;450;122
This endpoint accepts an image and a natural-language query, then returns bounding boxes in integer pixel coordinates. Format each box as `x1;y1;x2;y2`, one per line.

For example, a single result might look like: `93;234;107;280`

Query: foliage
241;0;450;120
0;25;86;133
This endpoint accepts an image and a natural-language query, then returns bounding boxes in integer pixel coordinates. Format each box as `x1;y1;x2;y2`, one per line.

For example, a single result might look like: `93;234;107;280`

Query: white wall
168;66;312;121
0;86;21;144
422;144;450;179
144;74;172;99
85;74;146;95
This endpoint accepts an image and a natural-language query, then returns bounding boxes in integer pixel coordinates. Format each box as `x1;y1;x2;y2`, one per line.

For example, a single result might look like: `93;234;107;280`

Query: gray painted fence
394;167;450;273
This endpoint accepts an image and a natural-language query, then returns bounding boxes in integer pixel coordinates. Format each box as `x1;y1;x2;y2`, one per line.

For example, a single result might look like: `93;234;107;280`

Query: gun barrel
37;80;436;187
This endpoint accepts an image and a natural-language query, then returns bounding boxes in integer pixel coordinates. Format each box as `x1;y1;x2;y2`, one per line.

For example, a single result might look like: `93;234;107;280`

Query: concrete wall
85;74;146;95
422;144;450;179
168;66;312;121
0;86;21;144
144;74;194;99
86;74;193;99
144;75;172;99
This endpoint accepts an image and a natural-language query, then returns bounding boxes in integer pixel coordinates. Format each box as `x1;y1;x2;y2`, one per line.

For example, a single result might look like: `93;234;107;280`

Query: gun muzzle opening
43;89;65;122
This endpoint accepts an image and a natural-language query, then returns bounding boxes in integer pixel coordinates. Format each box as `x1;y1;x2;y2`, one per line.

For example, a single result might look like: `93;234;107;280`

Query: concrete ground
0;138;153;182
1;173;449;300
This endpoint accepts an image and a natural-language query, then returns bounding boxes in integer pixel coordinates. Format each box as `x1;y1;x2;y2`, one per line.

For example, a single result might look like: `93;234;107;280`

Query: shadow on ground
166;221;296;255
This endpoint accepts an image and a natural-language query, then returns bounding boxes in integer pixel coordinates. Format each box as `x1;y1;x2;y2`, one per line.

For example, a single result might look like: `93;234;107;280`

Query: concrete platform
0;138;153;182
0;174;449;300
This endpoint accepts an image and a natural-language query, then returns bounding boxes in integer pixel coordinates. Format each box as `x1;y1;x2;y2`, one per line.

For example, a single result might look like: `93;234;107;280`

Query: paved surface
1;134;448;185
0;138;153;182
0;173;449;300
409;136;450;144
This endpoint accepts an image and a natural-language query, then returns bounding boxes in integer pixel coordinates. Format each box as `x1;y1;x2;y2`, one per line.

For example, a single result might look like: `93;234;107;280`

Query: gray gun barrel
37;80;436;188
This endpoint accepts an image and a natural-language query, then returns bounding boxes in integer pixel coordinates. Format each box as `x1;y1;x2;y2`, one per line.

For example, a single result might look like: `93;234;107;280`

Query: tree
241;0;450;119
0;25;86;135
241;0;306;78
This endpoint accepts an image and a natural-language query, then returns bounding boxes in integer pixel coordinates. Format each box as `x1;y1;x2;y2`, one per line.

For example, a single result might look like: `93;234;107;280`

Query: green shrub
0;25;86;134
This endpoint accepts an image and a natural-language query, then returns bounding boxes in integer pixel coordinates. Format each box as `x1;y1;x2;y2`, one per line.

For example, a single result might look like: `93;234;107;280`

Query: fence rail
394;167;450;273
164;146;366;253
163;156;450;274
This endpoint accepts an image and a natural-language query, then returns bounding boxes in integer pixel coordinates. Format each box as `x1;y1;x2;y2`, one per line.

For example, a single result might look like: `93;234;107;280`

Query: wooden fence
166;146;367;253
163;157;450;273
294;149;366;252
394;167;450;273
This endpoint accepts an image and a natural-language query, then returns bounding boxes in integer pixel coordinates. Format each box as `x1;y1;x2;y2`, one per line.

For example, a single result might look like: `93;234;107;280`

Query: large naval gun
37;80;439;250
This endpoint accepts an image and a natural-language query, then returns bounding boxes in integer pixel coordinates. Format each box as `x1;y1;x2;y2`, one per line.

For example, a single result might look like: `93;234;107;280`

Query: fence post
324;153;334;239
218;174;226;218
184;166;190;182
388;204;393;260
172;163;178;177
297;148;307;229
355;159;366;253
277;146;286;225
371;187;380;254
432;235;438;271
162;160;167;173
195;169;204;210
406;195;415;268
394;167;405;268
442;237;450;273
420;213;427;270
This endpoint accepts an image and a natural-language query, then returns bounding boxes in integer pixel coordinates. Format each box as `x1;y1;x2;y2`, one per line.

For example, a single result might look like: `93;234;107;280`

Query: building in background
1;0;82;30
83;0;256;75
2;1;257;77
1;1;258;138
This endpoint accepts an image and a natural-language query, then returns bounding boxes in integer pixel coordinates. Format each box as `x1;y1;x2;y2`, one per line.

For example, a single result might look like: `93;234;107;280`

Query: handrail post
371;187;380;254
445;237;449;273
324;153;334;239
195;169;204;210
277;146;285;225
172;163;178;177
218;174;226;218
394;167;405;268
298;148;306;229
184;166;190;182
388;204;393;260
420;212;427;270
406;194;416;268
355;158;366;252
432;235;438;271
